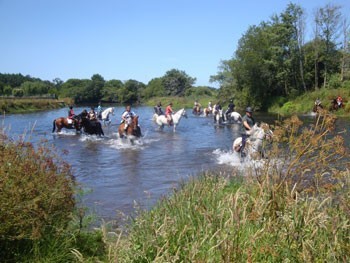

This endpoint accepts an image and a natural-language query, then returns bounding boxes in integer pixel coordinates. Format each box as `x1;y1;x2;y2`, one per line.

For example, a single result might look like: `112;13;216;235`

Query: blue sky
1;0;349;88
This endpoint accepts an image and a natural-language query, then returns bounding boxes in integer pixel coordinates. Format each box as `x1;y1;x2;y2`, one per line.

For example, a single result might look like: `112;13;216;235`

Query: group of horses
192;105;242;124
53;107;140;140
53;105;273;160
312;98;346;114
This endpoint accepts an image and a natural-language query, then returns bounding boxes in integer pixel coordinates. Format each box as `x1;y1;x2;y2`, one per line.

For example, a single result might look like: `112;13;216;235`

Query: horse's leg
52;120;56;133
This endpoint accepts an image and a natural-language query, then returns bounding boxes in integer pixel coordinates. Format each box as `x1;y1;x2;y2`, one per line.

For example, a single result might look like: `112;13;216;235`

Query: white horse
213;109;224;124
224;111;242;123
100;107;115;126
232;123;273;159
153;108;187;132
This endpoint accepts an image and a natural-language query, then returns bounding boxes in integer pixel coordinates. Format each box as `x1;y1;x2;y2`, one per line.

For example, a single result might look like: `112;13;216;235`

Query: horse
118;115;142;139
80;115;104;136
223;111;242;123
312;104;323;114
213;109;224;124
232;123;273;160
153;108;187;132
192;106;202;116
52;113;84;133
100;107;115;126
203;107;212;117
329;99;345;111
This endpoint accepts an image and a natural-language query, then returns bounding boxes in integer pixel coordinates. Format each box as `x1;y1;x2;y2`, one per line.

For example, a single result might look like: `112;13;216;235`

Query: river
1;106;348;222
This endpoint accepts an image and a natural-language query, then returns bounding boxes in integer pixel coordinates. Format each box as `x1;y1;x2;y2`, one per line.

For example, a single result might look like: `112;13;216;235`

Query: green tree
162;69;196;96
102;79;123;102
143;77;165;99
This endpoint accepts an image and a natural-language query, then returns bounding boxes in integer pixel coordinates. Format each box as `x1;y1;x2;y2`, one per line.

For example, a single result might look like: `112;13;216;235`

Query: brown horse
118;115;141;138
329;99;345;111
52;116;82;133
203;107;212;117
312;104;323;114
192;106;202;115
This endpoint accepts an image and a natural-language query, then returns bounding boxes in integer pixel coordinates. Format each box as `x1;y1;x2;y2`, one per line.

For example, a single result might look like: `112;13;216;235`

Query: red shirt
165;105;173;116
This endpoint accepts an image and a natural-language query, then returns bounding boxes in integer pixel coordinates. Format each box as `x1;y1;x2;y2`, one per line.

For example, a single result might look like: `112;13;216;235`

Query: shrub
0;131;76;260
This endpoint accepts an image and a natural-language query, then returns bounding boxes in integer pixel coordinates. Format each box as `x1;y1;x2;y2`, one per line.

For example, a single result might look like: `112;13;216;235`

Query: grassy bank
268;86;350;116
98;113;349;262
0;97;73;114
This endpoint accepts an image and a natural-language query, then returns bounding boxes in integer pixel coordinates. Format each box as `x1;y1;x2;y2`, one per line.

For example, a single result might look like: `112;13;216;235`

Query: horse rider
315;98;322;106
194;100;201;112
240;106;255;158
225;99;235;119
213;102;222;121
336;96;343;107
121;105;136;134
68;106;75;120
88;107;98;121
208;101;213;112
154;102;164;115
165;102;174;125
97;102;103;120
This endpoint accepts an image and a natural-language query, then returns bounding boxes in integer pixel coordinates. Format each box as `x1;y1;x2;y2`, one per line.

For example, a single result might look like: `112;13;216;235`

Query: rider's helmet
246;107;253;113
69;106;73;109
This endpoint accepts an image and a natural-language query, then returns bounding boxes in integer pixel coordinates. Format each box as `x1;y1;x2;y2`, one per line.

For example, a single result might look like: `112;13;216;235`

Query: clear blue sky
1;0;349;88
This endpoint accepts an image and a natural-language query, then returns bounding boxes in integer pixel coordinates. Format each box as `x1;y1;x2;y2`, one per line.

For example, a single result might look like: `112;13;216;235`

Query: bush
0;131;76;260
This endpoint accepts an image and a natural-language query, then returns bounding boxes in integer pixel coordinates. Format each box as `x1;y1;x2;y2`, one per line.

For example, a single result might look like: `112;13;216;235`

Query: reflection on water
1;107;349;221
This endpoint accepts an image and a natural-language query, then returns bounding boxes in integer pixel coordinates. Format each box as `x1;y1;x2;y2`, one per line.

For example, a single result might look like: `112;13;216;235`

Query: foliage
211;3;347;111
271;86;350;115
162;69;196;96
0;131;75;259
103;113;349;262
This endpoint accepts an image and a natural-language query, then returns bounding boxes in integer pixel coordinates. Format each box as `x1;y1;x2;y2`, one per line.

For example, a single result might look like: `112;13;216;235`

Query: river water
1;106;348;222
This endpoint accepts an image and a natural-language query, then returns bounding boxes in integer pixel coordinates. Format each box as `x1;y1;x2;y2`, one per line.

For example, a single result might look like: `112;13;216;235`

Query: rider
121;105;135;134
68;106;75;119
97;102;103;120
240;106;255;158
165;102;174;125
154;102;164;115
194;100;201;112
336;96;343;107
208;101;212;112
315;98;322;106
88;107;98;121
213;102;222;121
67;106;76;126
225;99;235;119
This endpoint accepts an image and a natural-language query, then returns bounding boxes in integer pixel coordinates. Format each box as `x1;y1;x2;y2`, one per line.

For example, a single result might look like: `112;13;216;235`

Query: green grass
100;113;350;262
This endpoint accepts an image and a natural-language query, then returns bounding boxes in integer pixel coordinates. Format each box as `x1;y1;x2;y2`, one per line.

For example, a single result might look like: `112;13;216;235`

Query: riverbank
0;97;73;114
268;87;350;116
102;113;349;262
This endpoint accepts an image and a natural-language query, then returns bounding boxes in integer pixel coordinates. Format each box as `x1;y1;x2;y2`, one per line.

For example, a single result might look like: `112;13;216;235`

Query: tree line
0;69;215;105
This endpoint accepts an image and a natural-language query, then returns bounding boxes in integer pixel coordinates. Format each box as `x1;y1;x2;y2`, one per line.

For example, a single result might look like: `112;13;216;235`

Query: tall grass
103;112;349;262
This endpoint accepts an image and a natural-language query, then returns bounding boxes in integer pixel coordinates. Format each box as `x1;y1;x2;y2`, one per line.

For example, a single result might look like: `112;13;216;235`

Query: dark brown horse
52;116;82;133
80;117;104;136
329;99;345;111
118;115;141;138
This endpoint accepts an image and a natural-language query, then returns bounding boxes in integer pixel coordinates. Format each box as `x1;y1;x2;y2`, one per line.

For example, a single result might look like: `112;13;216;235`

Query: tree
162;69;196;96
314;4;342;88
143;78;165;99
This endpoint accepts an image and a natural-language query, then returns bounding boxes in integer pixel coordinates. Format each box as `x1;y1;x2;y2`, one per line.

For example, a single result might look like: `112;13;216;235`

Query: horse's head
132;115;139;129
181;109;188;118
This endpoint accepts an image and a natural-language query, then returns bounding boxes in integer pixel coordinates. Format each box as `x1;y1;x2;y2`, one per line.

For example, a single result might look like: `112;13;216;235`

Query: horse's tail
52;119;56;133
